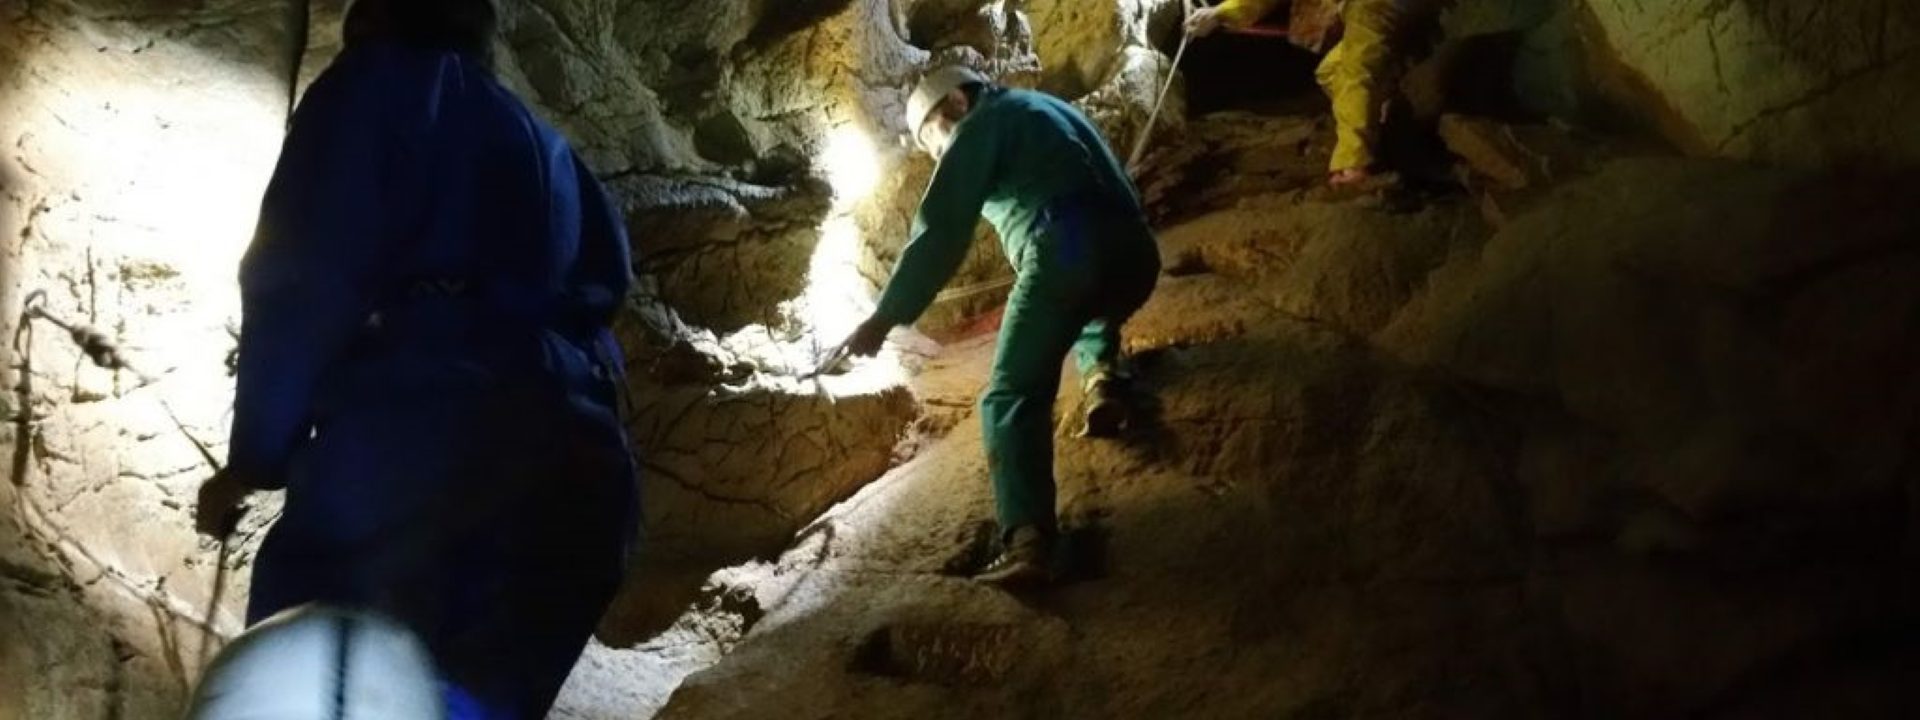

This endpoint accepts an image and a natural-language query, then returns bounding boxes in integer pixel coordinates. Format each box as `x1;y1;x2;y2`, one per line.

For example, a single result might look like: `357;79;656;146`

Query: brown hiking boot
975;527;1053;587
1080;371;1129;438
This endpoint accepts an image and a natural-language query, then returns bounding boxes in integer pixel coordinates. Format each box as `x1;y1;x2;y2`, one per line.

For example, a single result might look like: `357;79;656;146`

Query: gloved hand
843;316;893;358
196;468;260;538
1185;7;1224;37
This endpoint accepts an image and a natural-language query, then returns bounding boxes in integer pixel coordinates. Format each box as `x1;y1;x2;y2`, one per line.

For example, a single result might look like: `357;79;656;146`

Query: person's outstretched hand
1185;7;1224;37
844;316;892;358
196;468;257;538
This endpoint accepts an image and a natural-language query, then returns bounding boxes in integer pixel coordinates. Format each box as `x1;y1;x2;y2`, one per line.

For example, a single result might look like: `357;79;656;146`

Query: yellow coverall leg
1316;0;1406;173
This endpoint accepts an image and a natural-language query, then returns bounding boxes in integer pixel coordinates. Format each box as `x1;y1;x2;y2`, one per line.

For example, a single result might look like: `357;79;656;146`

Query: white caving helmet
906;64;991;139
185;605;445;720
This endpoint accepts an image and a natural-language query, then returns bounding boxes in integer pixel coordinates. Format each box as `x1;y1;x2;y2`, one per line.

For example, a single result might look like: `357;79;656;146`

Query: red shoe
1328;167;1373;188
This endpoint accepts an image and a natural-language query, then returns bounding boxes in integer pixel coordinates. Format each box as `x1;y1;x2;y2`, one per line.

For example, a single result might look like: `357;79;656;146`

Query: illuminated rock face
0;1;1174;717
1;2;300;717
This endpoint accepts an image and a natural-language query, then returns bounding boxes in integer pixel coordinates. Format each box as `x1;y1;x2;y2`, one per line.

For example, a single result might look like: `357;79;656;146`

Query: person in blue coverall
193;0;638;716
839;66;1161;586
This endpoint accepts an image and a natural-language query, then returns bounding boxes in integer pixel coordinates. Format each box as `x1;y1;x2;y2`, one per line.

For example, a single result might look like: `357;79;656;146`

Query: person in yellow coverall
1189;0;1442;188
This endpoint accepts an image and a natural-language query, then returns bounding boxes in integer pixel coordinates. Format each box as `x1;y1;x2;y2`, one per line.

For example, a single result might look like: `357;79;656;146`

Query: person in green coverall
838;66;1161;586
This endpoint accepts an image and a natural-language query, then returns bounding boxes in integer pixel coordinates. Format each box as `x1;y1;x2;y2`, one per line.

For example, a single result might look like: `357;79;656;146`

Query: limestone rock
616;173;834;332
654;304;1540;718
630;379;919;567
652;152;1920;719
1027;0;1177;98
1;2;300;716
16;1;1919;718
1381;157;1920;545
1153;165;1486;339
1579;0;1920;168
1439;114;1540;189
1134;112;1328;223
0;571;118;720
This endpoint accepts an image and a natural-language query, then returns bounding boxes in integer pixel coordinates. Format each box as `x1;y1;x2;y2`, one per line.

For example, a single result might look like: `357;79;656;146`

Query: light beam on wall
805;123;884;340
726;121;907;395
1;15;293;679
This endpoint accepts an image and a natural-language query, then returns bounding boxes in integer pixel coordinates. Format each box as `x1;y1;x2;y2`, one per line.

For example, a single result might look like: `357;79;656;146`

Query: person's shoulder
298;44;434;111
310;43;425;86
307;43;495;99
992;86;1080;116
993;86;1047;106
973;85;1043;119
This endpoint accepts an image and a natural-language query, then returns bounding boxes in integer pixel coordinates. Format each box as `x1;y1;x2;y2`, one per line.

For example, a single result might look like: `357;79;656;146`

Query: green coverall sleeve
1215;0;1286;27
872;118;1001;326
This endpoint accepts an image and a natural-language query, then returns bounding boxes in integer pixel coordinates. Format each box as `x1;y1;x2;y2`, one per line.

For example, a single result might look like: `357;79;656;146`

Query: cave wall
1577;0;1920;167
1383;0;1920;169
0;1;302;716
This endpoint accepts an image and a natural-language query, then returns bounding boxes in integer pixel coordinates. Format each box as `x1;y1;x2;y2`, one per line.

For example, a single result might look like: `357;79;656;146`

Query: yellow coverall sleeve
1213;0;1287;28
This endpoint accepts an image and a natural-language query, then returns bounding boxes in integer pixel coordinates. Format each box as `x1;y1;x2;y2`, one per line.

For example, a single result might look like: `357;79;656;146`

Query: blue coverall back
227;42;638;719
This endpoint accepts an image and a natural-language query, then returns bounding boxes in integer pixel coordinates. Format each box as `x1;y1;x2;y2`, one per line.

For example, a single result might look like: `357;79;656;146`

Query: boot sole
975;560;1051;587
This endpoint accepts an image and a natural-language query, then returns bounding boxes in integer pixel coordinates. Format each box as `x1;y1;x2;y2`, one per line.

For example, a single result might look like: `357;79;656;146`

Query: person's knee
1320;54;1377;97
978;385;1020;413
978;382;1049;418
1315;51;1343;88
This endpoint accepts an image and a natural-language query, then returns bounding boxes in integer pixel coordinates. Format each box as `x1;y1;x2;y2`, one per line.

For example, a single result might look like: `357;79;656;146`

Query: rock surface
1579;0;1920;168
1;2;299;717
654;132;1920;719
5;0;1920;718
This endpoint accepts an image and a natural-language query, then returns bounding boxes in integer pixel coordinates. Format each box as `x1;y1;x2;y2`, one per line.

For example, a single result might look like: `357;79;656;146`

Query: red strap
1222;24;1291;38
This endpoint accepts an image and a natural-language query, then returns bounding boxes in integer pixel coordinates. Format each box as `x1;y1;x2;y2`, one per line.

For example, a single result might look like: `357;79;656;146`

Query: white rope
1127;0;1204;173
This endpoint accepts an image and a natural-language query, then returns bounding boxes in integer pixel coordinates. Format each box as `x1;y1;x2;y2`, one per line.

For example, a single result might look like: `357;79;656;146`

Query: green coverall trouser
983;205;1158;537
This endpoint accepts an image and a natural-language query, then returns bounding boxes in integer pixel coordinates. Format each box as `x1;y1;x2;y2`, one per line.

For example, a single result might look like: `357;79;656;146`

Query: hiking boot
1080;372;1129;438
975;527;1053;587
